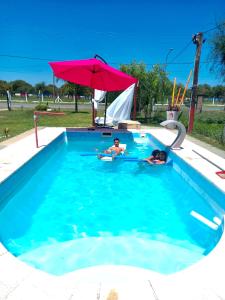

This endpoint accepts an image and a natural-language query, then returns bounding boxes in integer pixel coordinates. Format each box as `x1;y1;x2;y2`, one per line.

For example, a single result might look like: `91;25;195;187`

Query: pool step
18;236;205;276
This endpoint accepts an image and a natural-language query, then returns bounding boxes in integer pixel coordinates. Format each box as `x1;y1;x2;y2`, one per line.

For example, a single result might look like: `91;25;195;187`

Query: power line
0;53;217;66
0;54;51;61
169;40;193;63
167;23;225;65
203;22;225;34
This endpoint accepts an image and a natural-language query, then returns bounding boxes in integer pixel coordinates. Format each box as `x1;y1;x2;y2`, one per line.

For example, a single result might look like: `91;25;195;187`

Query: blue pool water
0;131;224;275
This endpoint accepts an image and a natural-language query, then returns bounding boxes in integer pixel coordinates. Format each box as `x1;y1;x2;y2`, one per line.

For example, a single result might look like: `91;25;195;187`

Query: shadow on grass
70;111;89;114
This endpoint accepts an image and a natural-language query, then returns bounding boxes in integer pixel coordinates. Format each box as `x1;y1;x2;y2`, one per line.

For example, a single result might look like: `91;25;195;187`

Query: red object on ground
34;111;65;148
216;170;225;179
49;58;137;92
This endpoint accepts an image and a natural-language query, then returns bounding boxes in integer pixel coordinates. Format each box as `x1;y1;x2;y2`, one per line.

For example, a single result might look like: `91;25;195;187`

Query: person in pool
144;149;160;164
104;138;125;155
98;138;125;159
144;150;167;165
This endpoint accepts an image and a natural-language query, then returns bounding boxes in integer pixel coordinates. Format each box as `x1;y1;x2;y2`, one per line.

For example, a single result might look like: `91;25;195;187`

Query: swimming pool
0;130;224;276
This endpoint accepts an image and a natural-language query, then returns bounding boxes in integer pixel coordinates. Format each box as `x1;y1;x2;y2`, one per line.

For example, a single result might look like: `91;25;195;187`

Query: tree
0;80;10;96
120;62;171;119
45;84;55;97
197;84;213;97
35;82;46;95
212;85;225;100
35;82;55;99
60;82;75;98
10;80;33;94
209;21;225;82
60;82;92;112
149;64;169;104
120;62;151;117
120;61;147;98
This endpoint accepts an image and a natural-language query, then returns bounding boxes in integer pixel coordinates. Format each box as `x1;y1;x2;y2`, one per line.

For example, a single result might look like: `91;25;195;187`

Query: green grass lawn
0;109;92;141
0;108;224;151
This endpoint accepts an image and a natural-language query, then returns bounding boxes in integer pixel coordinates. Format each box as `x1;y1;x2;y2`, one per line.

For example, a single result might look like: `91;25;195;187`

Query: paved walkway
0;128;37;149
0;127;225;300
185;135;225;159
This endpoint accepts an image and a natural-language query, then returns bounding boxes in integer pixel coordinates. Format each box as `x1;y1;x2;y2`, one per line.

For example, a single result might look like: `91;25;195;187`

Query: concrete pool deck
0;126;225;300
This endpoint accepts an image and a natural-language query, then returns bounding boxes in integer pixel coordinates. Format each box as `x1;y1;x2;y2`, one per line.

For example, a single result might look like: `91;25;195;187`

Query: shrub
34;103;48;111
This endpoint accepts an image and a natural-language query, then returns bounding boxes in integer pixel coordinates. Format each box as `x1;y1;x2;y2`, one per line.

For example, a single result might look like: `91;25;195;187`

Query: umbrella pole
92;90;95;126
104;93;108;126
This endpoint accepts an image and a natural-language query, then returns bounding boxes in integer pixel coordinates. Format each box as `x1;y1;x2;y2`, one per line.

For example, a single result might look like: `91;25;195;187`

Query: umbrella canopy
49;58;137;92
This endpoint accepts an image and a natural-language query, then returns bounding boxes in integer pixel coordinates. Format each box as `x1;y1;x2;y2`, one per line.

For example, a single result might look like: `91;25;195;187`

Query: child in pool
144;150;167;165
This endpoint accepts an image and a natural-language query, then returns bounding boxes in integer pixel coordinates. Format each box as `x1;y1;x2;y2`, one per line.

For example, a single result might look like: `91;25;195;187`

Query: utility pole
188;32;204;133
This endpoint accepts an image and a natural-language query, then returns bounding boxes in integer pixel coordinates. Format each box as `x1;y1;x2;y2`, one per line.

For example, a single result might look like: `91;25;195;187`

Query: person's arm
104;148;111;154
144;158;154;164
144;155;153;161
104;146;114;153
156;160;166;165
147;155;154;160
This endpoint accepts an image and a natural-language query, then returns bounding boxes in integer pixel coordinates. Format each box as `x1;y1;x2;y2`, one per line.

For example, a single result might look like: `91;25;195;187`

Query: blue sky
0;0;224;86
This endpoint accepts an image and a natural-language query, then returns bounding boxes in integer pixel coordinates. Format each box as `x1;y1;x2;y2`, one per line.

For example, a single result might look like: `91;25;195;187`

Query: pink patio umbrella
49;58;138;125
49;58;137;92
